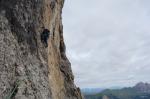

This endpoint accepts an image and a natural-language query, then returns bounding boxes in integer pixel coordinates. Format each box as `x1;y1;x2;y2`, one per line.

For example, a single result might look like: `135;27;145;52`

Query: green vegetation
5;80;21;99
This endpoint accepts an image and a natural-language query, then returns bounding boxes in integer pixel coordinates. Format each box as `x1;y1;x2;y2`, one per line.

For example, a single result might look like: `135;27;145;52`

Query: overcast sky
62;0;150;88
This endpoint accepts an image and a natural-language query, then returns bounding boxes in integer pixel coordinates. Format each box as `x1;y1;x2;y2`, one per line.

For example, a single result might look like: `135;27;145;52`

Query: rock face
0;0;83;99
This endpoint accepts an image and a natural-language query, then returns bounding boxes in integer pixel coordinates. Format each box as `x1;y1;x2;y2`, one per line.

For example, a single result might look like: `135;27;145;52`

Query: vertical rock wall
0;0;83;99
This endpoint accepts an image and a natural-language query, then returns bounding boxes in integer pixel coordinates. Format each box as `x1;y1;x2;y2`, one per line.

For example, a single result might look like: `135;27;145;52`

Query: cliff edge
0;0;83;99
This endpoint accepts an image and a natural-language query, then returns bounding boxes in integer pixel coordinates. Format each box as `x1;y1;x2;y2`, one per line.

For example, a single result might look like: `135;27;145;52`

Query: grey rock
0;0;84;99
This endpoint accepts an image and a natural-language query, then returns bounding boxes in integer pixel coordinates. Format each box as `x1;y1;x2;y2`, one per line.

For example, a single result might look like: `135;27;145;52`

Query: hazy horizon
62;0;150;88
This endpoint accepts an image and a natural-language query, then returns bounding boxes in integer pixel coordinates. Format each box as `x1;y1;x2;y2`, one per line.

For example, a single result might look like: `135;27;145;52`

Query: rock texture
102;95;109;99
0;0;83;99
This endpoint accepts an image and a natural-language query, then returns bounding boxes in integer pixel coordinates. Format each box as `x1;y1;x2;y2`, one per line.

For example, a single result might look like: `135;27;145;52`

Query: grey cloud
62;0;150;88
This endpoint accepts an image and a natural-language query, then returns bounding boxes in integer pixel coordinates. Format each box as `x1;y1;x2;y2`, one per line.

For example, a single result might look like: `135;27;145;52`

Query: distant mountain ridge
134;82;150;93
81;88;104;95
84;82;150;99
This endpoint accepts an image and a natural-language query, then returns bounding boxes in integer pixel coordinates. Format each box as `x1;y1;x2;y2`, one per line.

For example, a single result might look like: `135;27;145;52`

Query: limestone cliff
0;0;83;99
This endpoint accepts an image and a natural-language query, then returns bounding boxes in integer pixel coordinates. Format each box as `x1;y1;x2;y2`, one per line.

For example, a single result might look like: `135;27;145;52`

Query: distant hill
134;82;150;93
81;88;104;95
84;82;150;99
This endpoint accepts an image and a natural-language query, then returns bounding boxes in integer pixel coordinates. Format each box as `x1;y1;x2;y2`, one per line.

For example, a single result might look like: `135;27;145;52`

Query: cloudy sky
62;0;150;88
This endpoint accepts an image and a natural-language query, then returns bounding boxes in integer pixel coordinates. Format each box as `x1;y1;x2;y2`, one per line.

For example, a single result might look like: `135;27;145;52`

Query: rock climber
41;29;50;47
